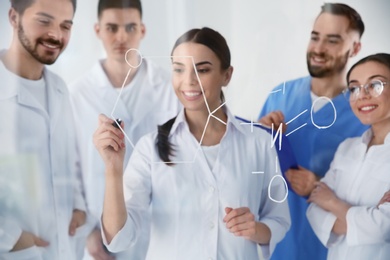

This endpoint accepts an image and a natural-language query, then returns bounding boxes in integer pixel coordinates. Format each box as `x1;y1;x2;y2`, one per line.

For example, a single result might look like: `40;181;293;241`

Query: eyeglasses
344;79;388;102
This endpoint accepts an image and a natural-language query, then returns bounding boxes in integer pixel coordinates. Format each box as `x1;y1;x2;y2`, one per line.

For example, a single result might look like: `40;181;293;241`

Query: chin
356;117;374;126
184;105;208;113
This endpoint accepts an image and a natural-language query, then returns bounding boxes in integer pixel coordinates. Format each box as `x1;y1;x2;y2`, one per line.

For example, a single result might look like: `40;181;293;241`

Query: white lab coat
0;52;87;259
68;59;181;259
307;129;390;260
104;108;291;260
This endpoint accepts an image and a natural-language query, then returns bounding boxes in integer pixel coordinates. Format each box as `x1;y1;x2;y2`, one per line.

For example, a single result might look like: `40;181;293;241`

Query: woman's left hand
223;207;256;239
307;182;338;211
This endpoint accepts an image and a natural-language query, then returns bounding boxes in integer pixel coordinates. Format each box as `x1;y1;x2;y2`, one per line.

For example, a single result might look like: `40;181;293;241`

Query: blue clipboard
235;116;298;191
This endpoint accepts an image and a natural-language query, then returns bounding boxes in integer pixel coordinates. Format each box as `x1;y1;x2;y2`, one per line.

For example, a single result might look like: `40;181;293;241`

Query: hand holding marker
112;118;122;129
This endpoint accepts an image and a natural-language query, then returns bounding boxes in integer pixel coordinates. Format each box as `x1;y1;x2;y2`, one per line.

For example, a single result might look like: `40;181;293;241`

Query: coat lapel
92;63;132;122
44;69;64;135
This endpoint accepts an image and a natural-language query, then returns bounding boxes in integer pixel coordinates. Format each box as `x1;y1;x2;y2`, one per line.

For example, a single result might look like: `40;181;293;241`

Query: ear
140;23;146;39
8;8;19;28
222;66;234;86
94;23;101;38
350;41;361;58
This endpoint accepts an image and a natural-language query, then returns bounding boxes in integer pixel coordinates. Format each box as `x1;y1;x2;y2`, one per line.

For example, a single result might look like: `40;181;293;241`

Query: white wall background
0;2;389;259
1;0;389;120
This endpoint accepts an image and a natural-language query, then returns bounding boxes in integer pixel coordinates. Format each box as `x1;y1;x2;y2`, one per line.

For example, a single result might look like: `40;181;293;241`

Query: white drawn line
286;123;307;136
252;171;265;174
286;109;308;125
111;51;229;164
270;89;282;94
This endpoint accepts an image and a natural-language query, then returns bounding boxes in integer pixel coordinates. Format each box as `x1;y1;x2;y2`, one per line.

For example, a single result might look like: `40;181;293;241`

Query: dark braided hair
157;116;176;165
156;27;231;165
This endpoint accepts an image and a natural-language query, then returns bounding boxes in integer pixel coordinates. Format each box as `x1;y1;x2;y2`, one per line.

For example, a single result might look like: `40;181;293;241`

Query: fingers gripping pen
112;118;122;129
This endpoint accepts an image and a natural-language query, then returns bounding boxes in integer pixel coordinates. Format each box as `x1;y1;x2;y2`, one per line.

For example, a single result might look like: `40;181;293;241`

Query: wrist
253;222;271;245
331;198;351;218
105;163;123;177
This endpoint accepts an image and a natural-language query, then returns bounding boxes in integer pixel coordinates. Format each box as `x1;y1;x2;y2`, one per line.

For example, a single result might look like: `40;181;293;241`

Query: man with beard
258;3;368;260
68;0;180;259
0;0;87;259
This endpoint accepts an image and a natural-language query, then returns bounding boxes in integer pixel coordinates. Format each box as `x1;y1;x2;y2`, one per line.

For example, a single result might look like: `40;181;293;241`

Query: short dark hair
347;53;390;82
97;0;142;19
320;3;364;38
10;0;77;14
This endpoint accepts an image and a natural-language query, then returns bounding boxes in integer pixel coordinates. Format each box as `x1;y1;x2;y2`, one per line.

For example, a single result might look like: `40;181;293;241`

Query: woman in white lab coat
306;53;390;259
94;27;290;260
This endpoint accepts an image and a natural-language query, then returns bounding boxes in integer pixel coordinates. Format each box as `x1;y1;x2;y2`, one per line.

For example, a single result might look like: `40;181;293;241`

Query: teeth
313;57;325;62
361;105;376;111
183;92;201;97
42;42;58;49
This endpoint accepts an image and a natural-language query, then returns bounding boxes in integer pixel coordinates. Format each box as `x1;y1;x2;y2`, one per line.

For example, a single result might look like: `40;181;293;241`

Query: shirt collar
0;55;55;99
94;60;115;89
95;59;149;89
361;128;373;145
169;108;187;135
361;128;390;145
385;132;390;144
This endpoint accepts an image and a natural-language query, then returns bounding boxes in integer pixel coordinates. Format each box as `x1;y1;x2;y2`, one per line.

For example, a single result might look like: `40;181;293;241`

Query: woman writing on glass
93;27;290;259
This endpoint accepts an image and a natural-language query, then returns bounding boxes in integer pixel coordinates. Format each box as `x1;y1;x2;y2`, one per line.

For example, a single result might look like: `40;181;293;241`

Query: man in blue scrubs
259;3;368;260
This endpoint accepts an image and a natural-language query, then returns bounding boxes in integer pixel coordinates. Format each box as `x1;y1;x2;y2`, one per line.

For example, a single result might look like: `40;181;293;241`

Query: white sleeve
101;214;135;253
0;216;22;253
258;146;291;259
346;203;390;246
306;203;341;247
102;136;152;253
306;153;343;247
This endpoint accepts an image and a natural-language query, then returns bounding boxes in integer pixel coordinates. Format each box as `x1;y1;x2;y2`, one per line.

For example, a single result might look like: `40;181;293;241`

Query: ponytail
157;116;177;165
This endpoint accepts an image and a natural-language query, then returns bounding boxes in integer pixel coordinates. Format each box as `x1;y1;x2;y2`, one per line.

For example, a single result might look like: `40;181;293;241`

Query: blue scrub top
259;76;369;260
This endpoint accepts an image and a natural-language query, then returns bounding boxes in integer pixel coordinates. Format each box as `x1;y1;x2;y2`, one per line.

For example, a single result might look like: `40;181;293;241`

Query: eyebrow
36;12;73;25
195;61;212;66
348;74;387;84
172;61;184;66
311;31;342;39
36;12;54;19
326;34;342;40
105;22;137;26
368;74;387;80
172;61;213;66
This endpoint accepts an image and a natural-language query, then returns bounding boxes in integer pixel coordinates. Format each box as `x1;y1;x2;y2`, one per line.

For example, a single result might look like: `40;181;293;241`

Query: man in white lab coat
0;0;87;259
68;0;181;259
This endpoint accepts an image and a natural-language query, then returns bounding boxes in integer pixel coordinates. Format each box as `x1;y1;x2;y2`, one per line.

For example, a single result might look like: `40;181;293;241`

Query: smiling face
306;13;360;78
12;0;74;65
95;8;145;63
171;42;232;114
348;61;390;128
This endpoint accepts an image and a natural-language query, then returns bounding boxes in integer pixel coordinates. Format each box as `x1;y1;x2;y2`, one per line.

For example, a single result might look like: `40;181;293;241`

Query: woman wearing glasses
306;53;390;259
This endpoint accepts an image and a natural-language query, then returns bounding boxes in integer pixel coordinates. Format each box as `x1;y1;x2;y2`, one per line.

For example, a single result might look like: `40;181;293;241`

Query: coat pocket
1;245;42;260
